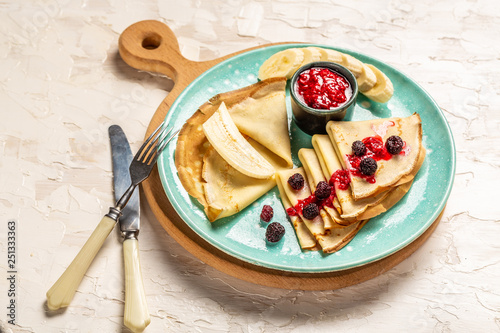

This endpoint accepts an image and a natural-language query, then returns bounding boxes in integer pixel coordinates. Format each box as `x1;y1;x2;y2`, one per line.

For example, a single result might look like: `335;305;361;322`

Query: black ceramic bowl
290;61;358;135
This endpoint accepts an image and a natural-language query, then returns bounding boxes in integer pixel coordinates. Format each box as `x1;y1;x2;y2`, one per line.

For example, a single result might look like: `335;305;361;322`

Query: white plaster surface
0;0;499;332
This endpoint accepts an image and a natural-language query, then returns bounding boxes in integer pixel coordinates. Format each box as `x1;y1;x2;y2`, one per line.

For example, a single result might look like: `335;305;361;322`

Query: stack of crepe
175;75;425;254
276;113;425;253
175;77;293;222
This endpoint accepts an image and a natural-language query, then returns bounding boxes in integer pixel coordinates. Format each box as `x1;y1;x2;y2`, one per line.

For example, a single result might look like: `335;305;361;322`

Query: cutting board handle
119;20;218;87
119;20;228;126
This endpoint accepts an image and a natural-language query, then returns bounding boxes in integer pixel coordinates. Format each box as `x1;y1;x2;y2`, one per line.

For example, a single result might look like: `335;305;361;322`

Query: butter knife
109;125;150;332
46;125;151;332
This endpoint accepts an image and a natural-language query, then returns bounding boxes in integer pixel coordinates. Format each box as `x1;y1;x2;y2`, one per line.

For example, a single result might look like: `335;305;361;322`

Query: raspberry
359;157;377;176
287;173;304;190
314;181;332;200
260;205;273;223
302;203;319;220
351;140;366;156
385;135;404;155
265;222;285;243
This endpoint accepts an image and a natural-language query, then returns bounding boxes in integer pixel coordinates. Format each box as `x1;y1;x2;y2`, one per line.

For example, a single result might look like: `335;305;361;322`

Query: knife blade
109;125;140;234
108;125;150;332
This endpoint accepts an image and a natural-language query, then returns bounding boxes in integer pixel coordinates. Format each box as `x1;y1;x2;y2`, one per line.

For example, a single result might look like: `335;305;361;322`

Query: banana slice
312;47;330;61
325;49;343;63
300;47;322;67
258;48;304;80
362;64;394;103
340;53;363;78
202;102;275;179
356;63;377;92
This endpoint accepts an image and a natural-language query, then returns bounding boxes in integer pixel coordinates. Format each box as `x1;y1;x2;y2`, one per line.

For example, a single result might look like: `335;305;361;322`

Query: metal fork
109;123;178;220
46;123;178;312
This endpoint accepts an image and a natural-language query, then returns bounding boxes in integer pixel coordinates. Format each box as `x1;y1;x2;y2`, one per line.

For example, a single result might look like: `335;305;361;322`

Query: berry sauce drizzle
329;169;350;190
286;192;335;217
286;126;411;217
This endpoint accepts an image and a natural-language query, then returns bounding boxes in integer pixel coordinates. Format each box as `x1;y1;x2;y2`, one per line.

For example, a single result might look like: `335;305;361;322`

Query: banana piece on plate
325;49;343;63
311;46;330;61
299;47;322;67
356;63;377;92
340;53;363;78
362;64;394;103
202;102;275;179
258;48;304;80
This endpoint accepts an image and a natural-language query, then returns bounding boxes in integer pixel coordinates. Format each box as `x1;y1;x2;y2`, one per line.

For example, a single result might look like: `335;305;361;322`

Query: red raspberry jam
286;207;298;216
329;169;350;190
286;191;336;217
295;67;352;110
346;134;407;184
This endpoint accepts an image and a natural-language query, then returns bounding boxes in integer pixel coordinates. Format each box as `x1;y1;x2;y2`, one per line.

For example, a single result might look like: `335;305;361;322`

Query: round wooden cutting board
118;20;444;290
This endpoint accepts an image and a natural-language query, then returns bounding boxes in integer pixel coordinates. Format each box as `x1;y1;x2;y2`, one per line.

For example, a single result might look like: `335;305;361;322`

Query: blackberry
359;157;377;176
385;135;404;155
266;222;285;243
288;173;305;190
351;140;366;156
260;205;274;223
302;203;319;220
314;181;332;200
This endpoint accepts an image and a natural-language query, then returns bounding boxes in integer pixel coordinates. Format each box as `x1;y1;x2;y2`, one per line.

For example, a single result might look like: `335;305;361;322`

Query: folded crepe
175;77;292;221
326;114;422;200
202;138;288;221
225;79;292;167
311;135;427;221
276;168;367;254
275;177;318;250
311;135;390;222
298;148;347;227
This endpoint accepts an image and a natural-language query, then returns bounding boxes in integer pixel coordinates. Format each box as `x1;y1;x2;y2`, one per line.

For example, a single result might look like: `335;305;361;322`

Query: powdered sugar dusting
402;142;412;156
372;120;395;138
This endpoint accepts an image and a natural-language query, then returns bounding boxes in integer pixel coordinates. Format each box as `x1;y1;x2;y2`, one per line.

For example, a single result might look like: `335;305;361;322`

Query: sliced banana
356;63;377;93
311;46;330;61
340;53;363;78
362;64;394;103
202;102;275;179
325;49;343;63
300;47;322;67
258;47;393;98
258;48;304;80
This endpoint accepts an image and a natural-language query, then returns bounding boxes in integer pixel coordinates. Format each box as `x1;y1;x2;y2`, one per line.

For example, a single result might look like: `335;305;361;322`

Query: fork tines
136;123;177;165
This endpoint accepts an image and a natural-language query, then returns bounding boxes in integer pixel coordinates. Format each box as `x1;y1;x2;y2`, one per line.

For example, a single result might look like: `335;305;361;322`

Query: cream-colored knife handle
46;215;116;310
123;238;150;332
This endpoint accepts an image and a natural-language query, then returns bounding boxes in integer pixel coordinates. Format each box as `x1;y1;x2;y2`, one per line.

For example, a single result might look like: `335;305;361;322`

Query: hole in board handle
142;33;162;50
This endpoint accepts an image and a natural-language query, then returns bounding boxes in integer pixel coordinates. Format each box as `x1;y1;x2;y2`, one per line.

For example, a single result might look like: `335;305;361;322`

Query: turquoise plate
157;44;455;273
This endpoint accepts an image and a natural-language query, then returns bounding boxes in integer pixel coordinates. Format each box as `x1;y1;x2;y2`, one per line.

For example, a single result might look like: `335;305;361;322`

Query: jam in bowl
290;61;358;135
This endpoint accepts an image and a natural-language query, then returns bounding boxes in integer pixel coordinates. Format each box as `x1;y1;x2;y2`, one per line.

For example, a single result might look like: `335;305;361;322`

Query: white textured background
0;0;499;332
